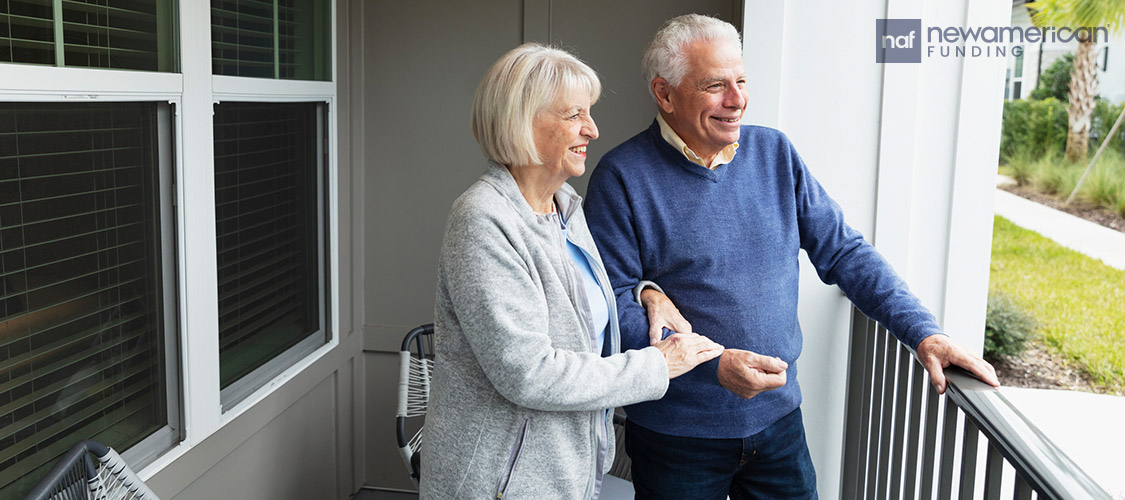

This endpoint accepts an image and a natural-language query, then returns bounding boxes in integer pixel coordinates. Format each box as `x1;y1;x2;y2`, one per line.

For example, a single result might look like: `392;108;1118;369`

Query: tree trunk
1065;38;1098;163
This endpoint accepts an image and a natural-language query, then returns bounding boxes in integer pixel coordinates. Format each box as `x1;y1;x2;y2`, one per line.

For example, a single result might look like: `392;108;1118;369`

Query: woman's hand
653;333;724;379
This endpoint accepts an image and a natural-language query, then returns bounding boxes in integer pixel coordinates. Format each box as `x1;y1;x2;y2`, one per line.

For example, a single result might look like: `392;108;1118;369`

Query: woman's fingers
658;333;725;379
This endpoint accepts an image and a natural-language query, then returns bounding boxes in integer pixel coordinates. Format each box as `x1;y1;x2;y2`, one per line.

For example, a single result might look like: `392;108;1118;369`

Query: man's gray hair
471;43;600;168
642;14;741;94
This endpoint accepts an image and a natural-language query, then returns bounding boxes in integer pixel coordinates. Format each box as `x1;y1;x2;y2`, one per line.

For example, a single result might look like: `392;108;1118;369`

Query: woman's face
531;91;599;179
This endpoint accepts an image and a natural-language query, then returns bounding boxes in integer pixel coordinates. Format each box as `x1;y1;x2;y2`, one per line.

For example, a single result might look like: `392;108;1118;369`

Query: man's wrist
633;280;665;305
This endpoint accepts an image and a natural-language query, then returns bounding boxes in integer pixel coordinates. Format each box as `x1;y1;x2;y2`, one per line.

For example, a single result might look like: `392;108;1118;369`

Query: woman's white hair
642;14;741;97
471;43;601;167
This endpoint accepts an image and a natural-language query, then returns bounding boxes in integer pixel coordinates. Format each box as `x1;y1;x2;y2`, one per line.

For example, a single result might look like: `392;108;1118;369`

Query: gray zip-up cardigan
420;164;669;499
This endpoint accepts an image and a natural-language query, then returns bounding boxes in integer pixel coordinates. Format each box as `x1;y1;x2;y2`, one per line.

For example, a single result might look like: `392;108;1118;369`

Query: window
0;101;178;498
0;0;335;492
1009;46;1024;100
211;0;330;80
214;101;327;407
0;0;177;71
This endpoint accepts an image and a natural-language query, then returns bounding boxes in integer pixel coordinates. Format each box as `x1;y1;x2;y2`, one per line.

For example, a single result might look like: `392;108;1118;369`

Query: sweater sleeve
786;138;944;350
585;162;655;353
440;199;669;411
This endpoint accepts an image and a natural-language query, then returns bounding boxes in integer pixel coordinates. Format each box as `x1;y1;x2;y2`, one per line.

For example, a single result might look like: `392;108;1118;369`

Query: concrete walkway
1000;387;1125;499
993;186;1125;270
992;177;1125;499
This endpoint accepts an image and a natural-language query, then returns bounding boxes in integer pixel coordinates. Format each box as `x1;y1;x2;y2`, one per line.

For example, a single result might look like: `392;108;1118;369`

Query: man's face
656;39;748;161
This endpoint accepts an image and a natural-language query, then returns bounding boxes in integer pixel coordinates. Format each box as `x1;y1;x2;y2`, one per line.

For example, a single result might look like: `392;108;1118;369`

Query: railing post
919;380;940;499
902;358;925;500
983;442;1003;500
842;309;876;500
937;397;959;498
888;346;911;499
959;419;980;499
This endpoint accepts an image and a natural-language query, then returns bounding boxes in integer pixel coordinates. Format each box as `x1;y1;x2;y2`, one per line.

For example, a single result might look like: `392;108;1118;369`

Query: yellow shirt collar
655;114;739;169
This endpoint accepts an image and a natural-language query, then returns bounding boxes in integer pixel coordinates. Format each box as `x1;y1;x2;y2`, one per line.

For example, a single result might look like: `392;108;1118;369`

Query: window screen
213;101;325;397
0;0;177;71
211;0;330;80
0;101;173;498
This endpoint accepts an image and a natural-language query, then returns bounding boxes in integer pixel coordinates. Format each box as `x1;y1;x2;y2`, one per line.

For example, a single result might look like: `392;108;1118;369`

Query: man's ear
651;78;675;114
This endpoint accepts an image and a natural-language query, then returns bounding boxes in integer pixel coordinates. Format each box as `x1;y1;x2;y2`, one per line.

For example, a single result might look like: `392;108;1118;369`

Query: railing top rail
944;367;1113;500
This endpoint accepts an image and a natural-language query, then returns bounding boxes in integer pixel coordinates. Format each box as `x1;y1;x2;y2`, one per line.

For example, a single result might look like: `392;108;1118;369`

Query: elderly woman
420;44;724;499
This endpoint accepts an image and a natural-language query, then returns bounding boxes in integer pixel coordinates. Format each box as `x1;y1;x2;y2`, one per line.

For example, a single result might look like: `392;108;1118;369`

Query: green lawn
989;216;1125;392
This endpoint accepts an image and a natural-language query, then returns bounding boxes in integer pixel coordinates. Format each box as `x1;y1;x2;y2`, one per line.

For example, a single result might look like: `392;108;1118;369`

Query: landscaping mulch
1000;184;1125;234
990;342;1122;396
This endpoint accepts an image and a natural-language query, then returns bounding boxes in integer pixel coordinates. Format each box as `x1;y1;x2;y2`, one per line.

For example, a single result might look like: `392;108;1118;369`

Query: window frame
1008;45;1024;100
176;0;339;445
212;97;333;411
0;91;184;481
0;0;339;481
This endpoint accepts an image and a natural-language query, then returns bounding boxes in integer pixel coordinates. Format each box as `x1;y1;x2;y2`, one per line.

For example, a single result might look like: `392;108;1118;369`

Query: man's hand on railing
916;334;999;394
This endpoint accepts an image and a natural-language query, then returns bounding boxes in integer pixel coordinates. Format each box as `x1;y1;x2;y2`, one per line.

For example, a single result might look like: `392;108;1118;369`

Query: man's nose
725;86;747;109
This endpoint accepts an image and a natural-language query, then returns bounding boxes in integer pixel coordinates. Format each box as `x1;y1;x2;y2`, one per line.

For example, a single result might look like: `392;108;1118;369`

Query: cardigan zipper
553;219;601;500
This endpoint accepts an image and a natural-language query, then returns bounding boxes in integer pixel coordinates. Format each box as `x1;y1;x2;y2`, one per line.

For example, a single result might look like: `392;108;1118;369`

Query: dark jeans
625;408;817;500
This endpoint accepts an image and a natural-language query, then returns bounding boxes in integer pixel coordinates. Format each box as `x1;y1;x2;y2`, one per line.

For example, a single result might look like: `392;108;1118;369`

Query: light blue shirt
562;227;609;355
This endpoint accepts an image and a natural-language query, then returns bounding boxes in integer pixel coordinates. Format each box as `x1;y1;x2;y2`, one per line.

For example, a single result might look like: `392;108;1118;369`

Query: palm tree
1027;0;1125;163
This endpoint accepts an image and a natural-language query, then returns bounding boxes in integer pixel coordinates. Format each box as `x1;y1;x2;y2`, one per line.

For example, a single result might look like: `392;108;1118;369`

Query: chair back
24;440;161;500
395;324;434;486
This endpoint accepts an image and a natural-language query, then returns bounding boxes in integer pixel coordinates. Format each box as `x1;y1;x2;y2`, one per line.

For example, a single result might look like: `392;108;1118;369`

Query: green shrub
984;292;1037;361
1029;53;1073;102
1000;98;1068;162
1090;100;1125;155
1006;146;1038;185
1081;154;1124;207
1032;153;1081;195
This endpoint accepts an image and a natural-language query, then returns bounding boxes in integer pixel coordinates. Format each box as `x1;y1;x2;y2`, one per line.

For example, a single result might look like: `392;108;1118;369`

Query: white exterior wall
1009;3;1125;103
745;1;1007;497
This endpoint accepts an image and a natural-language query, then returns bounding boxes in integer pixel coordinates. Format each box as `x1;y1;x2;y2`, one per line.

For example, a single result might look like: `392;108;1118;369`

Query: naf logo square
876;19;922;63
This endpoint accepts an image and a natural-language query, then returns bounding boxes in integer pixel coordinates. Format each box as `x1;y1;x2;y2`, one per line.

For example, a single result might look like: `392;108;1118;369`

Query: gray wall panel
363;0;524;349
169;378;338;500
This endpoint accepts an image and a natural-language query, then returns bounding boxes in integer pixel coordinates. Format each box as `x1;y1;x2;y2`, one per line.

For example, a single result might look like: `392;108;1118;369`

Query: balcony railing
842;308;1112;500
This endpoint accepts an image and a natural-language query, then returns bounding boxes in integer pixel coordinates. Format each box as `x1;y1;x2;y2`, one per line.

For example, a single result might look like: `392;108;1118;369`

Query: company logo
875;18;1109;63
876;19;922;63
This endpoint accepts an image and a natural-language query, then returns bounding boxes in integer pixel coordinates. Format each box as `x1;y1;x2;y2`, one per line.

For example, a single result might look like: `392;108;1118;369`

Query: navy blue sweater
584;121;942;438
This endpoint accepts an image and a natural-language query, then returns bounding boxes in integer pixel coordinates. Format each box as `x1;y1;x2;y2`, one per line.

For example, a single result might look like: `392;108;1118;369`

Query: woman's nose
583;116;599;140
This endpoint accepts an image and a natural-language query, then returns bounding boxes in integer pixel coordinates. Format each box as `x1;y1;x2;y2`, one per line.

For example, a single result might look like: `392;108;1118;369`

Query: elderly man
584;14;999;499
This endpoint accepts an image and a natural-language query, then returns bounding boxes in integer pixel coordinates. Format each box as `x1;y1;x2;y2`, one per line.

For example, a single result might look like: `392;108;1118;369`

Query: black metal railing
842;308;1112;499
